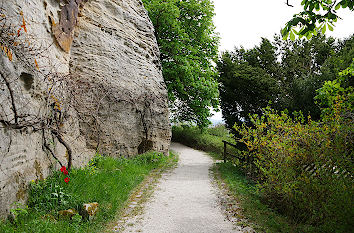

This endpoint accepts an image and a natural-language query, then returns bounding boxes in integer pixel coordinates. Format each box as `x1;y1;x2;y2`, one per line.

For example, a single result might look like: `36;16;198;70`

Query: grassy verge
0;151;178;233
172;124;315;232
172;124;237;159
213;162;312;233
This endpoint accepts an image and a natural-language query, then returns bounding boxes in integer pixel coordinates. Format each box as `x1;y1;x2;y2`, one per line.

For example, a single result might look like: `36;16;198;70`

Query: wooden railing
222;140;252;164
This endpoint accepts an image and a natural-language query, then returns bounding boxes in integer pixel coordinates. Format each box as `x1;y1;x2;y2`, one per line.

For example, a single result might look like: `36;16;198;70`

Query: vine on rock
0;6;73;170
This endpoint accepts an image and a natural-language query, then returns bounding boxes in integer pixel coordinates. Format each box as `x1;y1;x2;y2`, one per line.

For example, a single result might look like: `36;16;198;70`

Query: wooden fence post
223;141;227;163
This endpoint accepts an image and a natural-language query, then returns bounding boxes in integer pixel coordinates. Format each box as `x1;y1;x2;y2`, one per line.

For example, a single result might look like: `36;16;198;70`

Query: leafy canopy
142;0;219;128
217;38;280;128
233;61;354;230
282;0;354;40
217;34;353;129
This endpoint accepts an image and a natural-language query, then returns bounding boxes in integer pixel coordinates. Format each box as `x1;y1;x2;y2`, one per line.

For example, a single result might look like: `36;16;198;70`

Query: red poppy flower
60;166;67;173
64;177;70;183
63;170;68;175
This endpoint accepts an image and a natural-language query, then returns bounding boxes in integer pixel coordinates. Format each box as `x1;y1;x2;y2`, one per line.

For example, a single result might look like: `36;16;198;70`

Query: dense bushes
235;108;353;229
172;124;235;156
234;64;353;231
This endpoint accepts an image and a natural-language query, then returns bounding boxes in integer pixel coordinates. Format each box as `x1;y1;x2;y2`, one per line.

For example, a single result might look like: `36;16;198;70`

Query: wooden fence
223;140;352;180
302;162;352;179
222;140;252;164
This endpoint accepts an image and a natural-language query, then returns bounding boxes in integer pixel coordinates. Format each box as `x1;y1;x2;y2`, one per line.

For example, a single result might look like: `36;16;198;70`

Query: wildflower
60;166;67;173
60;166;69;175
64;177;70;183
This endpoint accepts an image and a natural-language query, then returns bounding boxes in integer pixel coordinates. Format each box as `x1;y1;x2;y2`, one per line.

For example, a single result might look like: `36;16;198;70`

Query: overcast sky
209;0;354;124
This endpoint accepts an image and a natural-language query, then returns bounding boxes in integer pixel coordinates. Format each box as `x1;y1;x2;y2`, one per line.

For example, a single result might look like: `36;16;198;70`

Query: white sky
214;0;354;51
209;0;354;123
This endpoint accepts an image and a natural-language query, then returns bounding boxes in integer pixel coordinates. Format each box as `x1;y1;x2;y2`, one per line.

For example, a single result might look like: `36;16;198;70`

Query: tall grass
213;162;313;233
0;151;177;233
172;124;236;159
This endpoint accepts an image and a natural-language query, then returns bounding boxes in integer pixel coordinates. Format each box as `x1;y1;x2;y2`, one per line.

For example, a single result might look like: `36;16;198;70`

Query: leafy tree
142;0;219;128
217;39;280;128
276;34;337;119
316;58;354;116
218;34;353;130
282;0;354;40
320;35;354;82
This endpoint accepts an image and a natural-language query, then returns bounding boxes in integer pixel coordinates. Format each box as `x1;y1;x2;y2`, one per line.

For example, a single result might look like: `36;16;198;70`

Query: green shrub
1;151;177;233
8;202;29;225
172;124;237;157
230;59;354;232
206;124;230;137
234;105;353;231
28;174;82;213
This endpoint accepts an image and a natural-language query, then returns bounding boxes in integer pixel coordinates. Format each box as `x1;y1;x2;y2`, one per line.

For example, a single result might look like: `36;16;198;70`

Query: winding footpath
119;142;242;233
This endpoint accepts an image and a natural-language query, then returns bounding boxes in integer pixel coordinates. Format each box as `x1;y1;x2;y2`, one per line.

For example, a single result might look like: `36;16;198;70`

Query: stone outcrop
0;0;170;218
81;202;99;220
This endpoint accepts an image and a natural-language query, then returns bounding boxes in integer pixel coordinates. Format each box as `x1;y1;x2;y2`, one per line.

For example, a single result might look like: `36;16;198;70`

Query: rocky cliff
0;0;170;217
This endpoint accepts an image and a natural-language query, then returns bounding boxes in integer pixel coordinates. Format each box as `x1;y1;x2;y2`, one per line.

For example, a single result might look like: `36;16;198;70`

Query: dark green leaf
335;3;341;10
322;24;326;34
341;0;348;8
290;31;295;41
309;3;315;11
327;23;333;31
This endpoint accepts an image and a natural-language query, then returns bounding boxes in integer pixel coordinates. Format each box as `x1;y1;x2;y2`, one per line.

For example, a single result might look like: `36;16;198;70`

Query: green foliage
316;58;354;115
131;151;168;165
282;0;354;40
214;163;311;232
28;175;82;213
234;95;353;231
71;214;82;223
217;38;280;128
320;35;354;80
0;151;177;233
142;0;220;128
275;34;338;119
172;124;236;158
218;34;353;130
8;203;29;224
206;124;231;137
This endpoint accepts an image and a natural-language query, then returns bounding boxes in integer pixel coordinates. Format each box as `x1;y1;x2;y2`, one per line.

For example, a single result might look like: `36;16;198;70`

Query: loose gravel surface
119;142;244;233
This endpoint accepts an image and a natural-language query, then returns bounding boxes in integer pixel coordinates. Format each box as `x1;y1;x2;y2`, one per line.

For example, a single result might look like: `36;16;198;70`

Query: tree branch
52;130;72;169
286;0;294;7
42;128;64;167
0;72;18;124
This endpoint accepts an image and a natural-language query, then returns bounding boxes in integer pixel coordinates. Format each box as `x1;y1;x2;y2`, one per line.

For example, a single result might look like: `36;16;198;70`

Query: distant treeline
217;34;353;128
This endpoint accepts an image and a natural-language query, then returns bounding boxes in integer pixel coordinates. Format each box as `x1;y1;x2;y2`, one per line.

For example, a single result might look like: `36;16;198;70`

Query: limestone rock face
70;0;170;156
0;0;170;218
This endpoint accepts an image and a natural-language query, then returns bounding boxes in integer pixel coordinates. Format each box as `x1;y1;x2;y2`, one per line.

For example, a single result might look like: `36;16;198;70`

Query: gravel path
120;142;242;233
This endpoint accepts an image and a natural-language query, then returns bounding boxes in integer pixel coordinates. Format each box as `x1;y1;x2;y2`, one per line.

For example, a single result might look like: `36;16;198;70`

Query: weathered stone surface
0;0;77;219
0;0;170;218
52;0;87;53
81;202;99;220
58;208;77;220
70;0;170;157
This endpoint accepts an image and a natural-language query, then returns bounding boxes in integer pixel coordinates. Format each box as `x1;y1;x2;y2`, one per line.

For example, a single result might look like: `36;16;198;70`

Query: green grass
0;151;178;233
172;124;238;159
213;162;313;233
172;124;316;232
